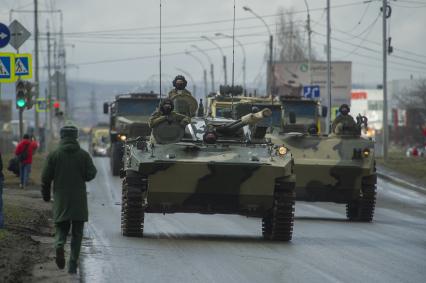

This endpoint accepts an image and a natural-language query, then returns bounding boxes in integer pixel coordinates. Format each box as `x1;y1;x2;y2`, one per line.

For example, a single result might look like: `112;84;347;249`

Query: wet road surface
80;157;426;283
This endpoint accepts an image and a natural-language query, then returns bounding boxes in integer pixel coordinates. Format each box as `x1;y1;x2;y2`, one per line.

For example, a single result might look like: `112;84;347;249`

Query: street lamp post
191;44;215;93
201;36;227;85
303;0;313;85
215;33;246;93
243;6;273;97
185;50;208;102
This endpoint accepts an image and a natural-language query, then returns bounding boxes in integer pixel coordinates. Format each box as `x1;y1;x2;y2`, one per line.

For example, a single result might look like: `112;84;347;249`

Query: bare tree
396;79;426;144
397;79;426;117
275;7;311;62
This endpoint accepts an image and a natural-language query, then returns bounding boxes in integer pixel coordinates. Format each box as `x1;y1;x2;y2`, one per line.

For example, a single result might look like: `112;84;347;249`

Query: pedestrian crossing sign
0;52;15;83
15;53;32;79
36;98;49;113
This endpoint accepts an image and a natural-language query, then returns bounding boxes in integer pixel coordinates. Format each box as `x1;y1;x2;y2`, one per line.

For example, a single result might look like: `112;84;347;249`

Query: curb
377;171;426;194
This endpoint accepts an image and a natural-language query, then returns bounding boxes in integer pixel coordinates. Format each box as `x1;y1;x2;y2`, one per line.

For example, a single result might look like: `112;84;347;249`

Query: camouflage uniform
332;114;358;135
168;88;193;100
148;110;190;128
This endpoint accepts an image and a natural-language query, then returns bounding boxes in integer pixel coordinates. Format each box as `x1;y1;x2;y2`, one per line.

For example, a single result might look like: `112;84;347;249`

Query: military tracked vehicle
121;95;296;241
103;92;160;175
220;96;377;222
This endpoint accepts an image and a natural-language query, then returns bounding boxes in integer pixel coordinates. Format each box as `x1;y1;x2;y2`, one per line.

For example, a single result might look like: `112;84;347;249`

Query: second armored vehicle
222;96;377;222
121;95;296;241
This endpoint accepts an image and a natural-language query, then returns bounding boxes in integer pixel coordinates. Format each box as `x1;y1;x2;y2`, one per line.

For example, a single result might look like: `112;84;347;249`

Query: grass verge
376;150;426;184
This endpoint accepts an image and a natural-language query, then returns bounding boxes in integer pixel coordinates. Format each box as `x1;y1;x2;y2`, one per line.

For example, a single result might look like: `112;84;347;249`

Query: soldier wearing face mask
168;75;192;99
149;98;190;129
331;104;358;135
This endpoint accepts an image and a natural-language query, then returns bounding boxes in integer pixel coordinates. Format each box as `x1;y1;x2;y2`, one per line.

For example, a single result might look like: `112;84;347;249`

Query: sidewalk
376;164;426;193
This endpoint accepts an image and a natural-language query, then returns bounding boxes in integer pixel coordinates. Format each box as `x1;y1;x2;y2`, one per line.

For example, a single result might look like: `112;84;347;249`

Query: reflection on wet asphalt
80;157;426;283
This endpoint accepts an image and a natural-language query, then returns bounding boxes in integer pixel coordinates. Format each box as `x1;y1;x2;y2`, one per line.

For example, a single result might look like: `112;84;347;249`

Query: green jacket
167;88;192;100
41;138;97;223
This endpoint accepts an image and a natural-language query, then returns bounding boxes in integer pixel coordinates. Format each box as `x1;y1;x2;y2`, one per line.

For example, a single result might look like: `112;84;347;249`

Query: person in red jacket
15;134;38;188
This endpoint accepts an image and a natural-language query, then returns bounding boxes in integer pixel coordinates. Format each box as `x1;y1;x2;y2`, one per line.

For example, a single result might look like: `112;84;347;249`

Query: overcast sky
1;0;425;88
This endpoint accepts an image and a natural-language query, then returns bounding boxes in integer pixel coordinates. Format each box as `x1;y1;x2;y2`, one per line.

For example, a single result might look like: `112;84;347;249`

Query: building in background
351;89;384;138
271;61;352;119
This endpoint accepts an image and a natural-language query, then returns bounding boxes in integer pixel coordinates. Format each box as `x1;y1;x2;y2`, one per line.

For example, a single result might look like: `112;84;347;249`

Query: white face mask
177;90;183;94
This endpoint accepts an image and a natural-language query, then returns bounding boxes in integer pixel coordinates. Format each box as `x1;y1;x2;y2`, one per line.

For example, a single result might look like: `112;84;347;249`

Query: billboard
272;61;352;108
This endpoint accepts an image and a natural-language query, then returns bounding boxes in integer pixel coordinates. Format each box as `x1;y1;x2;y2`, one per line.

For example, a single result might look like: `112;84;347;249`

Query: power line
314;30;426;70
49;1;365;36
311;19;426;60
72;40;266;66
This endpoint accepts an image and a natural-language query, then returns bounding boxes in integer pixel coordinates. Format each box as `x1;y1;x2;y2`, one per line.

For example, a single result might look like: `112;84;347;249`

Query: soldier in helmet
331;104;358;135
168;75;192;99
149;98;190;128
168;75;198;117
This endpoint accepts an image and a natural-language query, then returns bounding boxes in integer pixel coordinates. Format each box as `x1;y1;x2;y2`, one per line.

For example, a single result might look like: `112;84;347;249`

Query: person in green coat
41;124;97;274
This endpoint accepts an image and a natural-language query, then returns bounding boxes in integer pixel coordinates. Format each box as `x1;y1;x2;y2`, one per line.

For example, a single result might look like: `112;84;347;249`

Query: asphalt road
80;156;426;283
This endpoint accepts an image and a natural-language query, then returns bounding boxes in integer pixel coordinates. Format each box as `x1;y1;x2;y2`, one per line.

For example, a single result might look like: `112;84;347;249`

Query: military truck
120;95;296;241
103;92;160;175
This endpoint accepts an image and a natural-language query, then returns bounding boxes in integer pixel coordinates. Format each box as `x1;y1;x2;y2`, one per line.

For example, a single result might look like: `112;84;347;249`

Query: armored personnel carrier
225;97;377;222
103;92;160;175
121;96;296;241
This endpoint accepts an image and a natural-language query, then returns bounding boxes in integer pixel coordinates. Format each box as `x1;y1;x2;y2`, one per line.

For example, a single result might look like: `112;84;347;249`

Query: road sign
303;85;320;99
0;23;11;48
15;53;32;79
0;53;15;83
36;98;49;112
8;20;31;50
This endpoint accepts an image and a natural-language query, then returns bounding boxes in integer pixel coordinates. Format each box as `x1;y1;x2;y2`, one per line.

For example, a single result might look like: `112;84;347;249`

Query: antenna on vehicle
159;0;163;101
231;0;236;116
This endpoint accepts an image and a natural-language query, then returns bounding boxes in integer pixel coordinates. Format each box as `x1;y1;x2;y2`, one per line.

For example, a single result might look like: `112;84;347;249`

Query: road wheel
346;181;376;222
111;142;123;176
121;183;144;237
262;182;295;241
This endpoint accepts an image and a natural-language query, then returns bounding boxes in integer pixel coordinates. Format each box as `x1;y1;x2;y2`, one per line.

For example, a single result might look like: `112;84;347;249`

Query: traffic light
16;80;27;109
53;100;63;117
23;81;35;109
15;80;35;110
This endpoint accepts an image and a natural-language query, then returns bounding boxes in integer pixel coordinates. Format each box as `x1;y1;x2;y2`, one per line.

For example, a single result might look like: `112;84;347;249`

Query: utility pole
269;35;274;96
203;70;208;102
326;0;332;134
191;44;215;93
304;0;313;85
382;0;389;160
46;23;53;139
185;50;208;100
215;33;247;93
200;36;227;86
34;0;40;135
242;6;273;96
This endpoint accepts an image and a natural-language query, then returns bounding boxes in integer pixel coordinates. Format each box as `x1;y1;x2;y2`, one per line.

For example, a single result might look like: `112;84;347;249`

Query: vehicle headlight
119;135;127;141
278;146;288;156
363;148;370;158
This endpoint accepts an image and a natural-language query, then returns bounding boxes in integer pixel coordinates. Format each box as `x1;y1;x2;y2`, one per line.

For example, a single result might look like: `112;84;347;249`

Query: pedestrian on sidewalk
0;150;4;229
41;124;97;274
15;134;38;188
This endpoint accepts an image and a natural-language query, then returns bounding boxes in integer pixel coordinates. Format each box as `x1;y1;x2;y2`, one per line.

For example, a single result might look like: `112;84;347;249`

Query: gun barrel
218;108;272;133
240;108;272;125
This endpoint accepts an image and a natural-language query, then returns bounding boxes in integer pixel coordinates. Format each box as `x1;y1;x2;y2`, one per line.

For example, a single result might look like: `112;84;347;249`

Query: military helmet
173;75;187;88
160;98;174;114
339;104;350;115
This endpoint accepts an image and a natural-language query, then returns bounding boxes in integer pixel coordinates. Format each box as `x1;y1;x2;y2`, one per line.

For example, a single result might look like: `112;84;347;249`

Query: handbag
7;157;20;177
